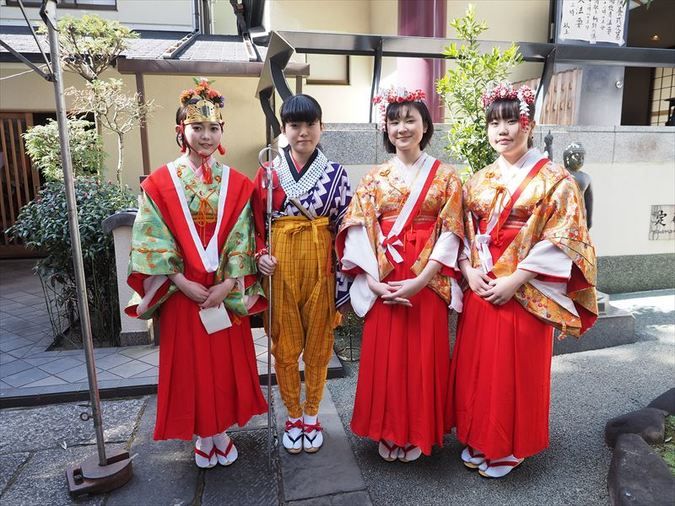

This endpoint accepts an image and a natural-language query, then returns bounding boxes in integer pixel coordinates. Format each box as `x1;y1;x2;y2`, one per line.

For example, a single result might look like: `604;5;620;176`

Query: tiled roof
0;26;235;61
179;35;252;62
1;26;309;76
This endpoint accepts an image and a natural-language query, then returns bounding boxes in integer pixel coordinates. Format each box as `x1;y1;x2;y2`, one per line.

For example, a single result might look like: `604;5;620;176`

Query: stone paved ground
0;260;340;405
326;290;675;506
0;290;672;505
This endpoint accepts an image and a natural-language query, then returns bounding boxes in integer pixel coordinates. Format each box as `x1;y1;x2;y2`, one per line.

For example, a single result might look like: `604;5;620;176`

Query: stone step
554;303;636;355
274;386;372;505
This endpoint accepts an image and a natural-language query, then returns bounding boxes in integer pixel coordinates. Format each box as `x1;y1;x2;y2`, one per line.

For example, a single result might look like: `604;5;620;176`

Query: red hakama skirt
153;221;267;440
350;219;451;455
448;226;553;459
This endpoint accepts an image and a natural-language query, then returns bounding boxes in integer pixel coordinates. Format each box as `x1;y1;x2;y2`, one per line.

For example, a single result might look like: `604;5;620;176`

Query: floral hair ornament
481;82;536;129
178;78;226;182
372;86;426;131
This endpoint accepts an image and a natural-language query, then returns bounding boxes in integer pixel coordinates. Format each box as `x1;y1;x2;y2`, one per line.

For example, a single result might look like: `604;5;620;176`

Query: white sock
213;431;230;449
283;416;303;451
481;454;523;478
303;414;317;426
196;436;214;453
195;436;215;468
213;431;237;465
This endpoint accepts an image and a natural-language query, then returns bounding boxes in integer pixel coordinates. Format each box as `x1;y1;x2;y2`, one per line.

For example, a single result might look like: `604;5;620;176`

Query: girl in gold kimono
337;87;464;462
448;82;598;478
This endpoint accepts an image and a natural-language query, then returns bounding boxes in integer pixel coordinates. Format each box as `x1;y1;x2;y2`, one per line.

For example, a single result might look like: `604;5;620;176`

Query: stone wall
321;124;675;293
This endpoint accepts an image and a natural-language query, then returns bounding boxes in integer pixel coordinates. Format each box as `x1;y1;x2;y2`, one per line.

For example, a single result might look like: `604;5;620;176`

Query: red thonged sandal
378;440;400;462
194;445;217;469
283;419;304;454
302;420;324;453
214;437;238;466
461;446;486;469
398;444;422;463
478;456;524;478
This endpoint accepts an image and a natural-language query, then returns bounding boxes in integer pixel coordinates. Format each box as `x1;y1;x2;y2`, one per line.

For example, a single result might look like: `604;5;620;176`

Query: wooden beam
135;73;151;176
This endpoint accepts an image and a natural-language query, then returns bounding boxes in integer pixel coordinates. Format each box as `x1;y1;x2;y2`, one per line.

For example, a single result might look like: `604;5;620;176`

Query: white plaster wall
585;162;675;257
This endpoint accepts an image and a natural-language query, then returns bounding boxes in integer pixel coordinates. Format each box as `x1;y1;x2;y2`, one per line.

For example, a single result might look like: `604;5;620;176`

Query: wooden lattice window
650;67;674;126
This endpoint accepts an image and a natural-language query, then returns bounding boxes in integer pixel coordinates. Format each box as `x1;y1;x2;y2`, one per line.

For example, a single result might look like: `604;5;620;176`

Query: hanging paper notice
559;0;627;45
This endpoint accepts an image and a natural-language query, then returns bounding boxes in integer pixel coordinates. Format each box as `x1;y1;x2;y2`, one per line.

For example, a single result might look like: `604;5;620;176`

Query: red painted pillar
397;0;446;122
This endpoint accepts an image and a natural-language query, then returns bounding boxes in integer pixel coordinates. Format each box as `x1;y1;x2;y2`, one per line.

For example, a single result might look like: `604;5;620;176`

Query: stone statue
563;142;593;229
544;130;553;159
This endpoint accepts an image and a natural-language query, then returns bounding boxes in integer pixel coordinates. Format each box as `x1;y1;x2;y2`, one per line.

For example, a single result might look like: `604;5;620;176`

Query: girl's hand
201;278;236;309
170;273;210;304
366;274;410;306
464;267;492;295
366;274;398;296
481;269;536;305
382;277;425;305
258;254;278;276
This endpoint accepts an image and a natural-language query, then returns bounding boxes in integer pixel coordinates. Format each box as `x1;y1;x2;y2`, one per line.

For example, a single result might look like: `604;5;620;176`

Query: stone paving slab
104;397;199;506
274;386;368;503
0;451;30;496
0;444;123;506
202;429;281;506
0;333;344;407
288;491;373;506
0;397;145;454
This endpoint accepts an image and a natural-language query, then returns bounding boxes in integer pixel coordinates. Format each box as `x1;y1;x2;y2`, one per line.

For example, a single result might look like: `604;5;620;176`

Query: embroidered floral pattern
464;160;598;336
339;159;464;303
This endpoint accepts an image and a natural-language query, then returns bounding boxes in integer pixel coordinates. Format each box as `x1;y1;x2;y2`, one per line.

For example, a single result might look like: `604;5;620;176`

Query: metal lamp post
35;0;133;497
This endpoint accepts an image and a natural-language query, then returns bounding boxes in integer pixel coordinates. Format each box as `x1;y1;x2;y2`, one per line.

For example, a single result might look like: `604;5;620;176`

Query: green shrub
8;177;136;346
22;118;104;181
436;5;522;175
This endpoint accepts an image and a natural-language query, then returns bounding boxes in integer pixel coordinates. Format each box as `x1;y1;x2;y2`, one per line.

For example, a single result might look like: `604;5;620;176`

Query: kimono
336;153;464;455
126;155;268;440
253;146;352;419
448;148;598;459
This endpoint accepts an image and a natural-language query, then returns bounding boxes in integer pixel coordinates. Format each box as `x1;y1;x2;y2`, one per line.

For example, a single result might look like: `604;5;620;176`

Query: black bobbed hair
280;94;323;126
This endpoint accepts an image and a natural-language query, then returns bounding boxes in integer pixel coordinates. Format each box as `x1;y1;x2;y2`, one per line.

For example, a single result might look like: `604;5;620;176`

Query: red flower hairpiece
372;86;426;131
482;82;536;129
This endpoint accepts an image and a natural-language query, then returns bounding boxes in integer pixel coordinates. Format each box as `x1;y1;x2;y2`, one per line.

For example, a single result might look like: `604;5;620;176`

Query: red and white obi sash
380;154;441;264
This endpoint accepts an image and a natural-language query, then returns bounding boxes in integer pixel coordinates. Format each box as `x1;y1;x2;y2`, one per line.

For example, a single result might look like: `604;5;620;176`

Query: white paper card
199;304;232;334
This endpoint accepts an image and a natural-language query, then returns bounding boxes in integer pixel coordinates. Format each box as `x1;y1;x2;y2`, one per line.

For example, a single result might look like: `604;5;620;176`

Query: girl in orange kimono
337;88;464;462
448;82;598;478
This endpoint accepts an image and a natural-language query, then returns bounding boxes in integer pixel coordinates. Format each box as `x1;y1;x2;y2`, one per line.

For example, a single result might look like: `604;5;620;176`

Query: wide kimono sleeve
126;192;183;319
215;200;266;316
415;166;465;311
493;174;598;336
335;169;383;317
329;164;354;308
535;176;597;333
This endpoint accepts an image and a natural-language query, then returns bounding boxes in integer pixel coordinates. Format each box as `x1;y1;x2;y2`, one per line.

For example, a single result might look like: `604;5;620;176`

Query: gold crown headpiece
179;77;225;124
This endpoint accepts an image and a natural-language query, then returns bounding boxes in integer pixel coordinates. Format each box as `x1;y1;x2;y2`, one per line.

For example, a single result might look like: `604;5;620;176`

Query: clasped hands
366;274;424;307
461;261;536;306
169;273;236;309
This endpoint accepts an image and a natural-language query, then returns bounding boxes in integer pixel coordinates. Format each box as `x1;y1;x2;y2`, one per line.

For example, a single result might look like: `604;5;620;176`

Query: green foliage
655;415;675;476
22;118;104;181
8;178;137;345
66;79;157;185
436;5;522;174
39;14;137;82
